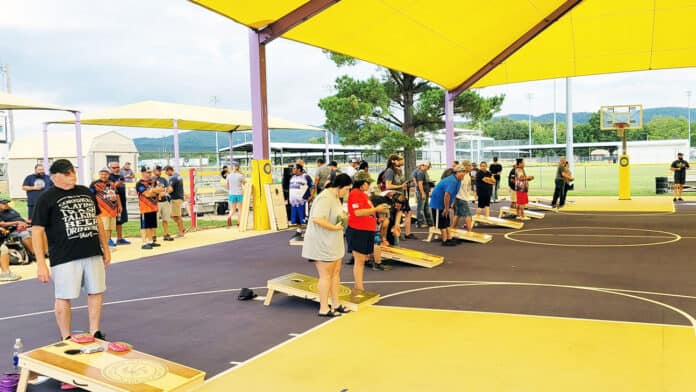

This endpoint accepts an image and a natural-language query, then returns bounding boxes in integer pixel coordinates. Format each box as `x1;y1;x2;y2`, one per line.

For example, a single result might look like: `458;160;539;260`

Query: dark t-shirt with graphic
32;186;103;267
23;174;53;206
671;159;690;182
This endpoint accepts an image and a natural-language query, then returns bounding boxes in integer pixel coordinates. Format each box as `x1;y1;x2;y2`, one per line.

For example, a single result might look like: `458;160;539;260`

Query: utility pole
527;92;533;157
0;65;15;145
553;79;557;145
210;95;220;166
687;90;692;160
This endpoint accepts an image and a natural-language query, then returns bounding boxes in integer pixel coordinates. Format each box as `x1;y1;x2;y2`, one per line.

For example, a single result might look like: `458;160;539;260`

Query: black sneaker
151;242;161;247
372;263;392;271
674;198;678;202
290;233;303;241
404;233;417;240
93;330;106;340
163;235;174;241
141;243;153;250
678;197;684;201
345;256;354;265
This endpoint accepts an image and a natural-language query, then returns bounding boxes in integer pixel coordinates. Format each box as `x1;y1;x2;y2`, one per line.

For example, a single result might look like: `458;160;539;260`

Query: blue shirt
22;174;53;206
429;174;460;210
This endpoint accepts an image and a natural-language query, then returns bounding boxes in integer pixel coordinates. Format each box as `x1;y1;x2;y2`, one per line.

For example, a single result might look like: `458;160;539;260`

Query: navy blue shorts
290;204;306;225
346;227;375;255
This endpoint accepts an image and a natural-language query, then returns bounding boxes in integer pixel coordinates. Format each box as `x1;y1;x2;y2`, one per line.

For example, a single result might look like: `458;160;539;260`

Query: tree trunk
402;74;416;178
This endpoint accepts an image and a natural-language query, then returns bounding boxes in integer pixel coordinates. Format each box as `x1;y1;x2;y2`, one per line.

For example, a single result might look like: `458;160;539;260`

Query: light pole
687;90;692;159
527;92;533;157
210;96;220;166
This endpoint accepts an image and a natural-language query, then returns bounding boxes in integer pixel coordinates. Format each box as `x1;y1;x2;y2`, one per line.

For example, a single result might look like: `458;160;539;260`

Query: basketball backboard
600;105;643;130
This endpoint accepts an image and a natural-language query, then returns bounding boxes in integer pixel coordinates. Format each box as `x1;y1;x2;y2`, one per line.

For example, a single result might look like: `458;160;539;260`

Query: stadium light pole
527;92;533;157
210;95;221;166
687;90;692;159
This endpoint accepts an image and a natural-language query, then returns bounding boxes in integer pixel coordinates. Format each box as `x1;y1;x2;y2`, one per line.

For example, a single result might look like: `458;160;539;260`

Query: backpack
507;168;517;189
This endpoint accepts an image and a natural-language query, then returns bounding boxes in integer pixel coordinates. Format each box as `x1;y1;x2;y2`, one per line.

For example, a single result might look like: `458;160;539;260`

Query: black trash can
655;177;669;194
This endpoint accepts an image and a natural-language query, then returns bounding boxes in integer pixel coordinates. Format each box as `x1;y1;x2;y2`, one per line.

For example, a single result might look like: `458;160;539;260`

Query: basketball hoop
614;122;628;138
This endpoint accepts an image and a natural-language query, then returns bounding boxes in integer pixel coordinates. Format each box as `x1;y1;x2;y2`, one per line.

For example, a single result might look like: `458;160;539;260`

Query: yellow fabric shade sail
191;0;696;90
0;92;73;111
50;100;321;131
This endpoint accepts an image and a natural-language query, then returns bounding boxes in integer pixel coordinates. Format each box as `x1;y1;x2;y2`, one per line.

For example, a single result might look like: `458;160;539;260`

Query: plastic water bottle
12;338;22;373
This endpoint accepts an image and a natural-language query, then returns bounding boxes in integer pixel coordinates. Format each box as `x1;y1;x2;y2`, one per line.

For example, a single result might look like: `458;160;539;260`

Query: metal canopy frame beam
259;0;341;45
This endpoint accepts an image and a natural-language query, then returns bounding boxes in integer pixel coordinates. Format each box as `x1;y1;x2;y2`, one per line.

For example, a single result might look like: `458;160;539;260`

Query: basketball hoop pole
615;123;628;155
614;122;630;200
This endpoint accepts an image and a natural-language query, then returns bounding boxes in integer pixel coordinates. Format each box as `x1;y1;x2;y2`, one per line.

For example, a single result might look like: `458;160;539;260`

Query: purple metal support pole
173;119;180;173
42;122;49;171
74;111;85;185
445;91;456;165
228;132;234;165
249;29;269;160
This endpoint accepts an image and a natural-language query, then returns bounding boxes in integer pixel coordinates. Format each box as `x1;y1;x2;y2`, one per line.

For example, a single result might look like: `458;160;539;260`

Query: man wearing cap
153;166;174;242
108;161;130;246
430;166;466;246
137;166;164;249
343;158;359;179
412;161;433;228
31;159;111;342
22;164;53;221
89;168;122;249
0;199;44;259
670;152;690;202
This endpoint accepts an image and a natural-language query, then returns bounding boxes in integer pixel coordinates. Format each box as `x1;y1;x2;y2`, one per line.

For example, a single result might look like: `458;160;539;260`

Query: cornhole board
425;227;492;244
526;201;556;212
239;182;253;232
472;215;524;229
498;206;545;219
381;246;444;268
265;184;289;231
265;272;380;311
16;339;205;392
536;198;574;205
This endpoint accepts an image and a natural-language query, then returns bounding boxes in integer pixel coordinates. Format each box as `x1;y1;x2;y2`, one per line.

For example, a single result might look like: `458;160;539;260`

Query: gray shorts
455;198;472;217
10;230;30;241
51;255;106;300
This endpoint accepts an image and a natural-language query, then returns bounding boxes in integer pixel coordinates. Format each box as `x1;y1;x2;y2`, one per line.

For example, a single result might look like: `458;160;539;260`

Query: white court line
377;282;696;334
511;233;677;239
288;333;300;337
204;317;340;383
228;361;242;365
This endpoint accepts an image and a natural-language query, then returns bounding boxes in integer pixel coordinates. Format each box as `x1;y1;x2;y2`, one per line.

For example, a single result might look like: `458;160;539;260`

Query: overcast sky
2;0;696;139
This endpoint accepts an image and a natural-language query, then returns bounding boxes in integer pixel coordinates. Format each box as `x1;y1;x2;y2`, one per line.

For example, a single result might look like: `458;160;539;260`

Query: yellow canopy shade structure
191;0;696;91
0;92;74;111
50;100;320;131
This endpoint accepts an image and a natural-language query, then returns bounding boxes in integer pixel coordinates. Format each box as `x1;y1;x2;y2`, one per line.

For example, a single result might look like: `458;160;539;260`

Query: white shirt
456;174;473;201
343;165;357;179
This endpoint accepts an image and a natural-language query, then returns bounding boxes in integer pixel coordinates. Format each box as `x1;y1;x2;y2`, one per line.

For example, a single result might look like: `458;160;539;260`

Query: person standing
302;174;353;317
475;162;496;219
507;161;518;209
289;164;315;241
383;154;415;239
671;152;690;202
453;161;474;232
343;158;359;179
121;162;135;183
164;165;186;237
551;157;574;209
430;166;466;246
225;164;246;227
489;157;503;202
22;164;53;221
89;168;122;249
514;158;534;220
353;161;373;184
108;162;130;246
136;166;163;250
153;166;174;242
32;159;110;345
412;161;433;228
314;158;331;194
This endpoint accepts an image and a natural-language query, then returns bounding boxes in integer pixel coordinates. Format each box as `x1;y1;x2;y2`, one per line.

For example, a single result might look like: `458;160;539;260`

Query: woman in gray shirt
302;173;353;317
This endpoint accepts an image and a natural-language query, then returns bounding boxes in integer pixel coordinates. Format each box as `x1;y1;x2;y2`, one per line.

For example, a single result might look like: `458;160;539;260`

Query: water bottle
12;338;22;373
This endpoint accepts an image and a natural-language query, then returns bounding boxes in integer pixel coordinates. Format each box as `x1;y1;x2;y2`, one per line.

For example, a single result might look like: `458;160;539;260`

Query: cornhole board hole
381;246;444;268
498;206;545;219
425;227;492;244
472;215;524;229
265;273;380;311
526;201;556;212
16;339;205;392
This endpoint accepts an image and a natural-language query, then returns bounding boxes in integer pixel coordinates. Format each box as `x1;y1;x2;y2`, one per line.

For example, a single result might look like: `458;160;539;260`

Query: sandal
318;310;340;317
333;305;351;314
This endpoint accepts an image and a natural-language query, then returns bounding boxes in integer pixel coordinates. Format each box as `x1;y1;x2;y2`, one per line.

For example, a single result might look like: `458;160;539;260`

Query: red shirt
347;188;376;231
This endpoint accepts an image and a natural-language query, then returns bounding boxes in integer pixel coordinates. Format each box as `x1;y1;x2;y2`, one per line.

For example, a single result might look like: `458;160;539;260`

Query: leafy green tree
644;116;688;141
318;53;504;173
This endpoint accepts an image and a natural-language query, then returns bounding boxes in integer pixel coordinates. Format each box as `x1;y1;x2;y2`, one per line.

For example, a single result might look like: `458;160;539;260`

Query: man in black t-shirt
164;165;186;237
670;152;690;202
489;157;503;202
32;159;110;342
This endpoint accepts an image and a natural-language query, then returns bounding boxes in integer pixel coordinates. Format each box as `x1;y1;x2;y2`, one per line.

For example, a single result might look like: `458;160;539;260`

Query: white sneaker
0;271;21;281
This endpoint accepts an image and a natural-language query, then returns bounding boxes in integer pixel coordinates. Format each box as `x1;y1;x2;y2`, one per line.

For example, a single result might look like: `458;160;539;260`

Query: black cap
50;159;75;175
0;199;9;204
154;165;163;171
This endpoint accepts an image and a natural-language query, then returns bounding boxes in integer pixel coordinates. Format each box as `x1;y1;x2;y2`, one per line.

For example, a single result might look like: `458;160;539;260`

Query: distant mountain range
500;106;695;124
134;107;695;152
134;129;331;152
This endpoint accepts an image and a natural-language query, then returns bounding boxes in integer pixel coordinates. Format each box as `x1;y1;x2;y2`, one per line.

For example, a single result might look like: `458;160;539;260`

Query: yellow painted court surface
202;306;696;391
561;196;675;212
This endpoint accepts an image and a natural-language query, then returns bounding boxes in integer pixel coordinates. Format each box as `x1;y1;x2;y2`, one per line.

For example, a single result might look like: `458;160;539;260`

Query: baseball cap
154;165;163;171
141;165;153;173
453;166;466;173
99;167;110;173
0;199;10;204
350;158;359;163
49;159;75;175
